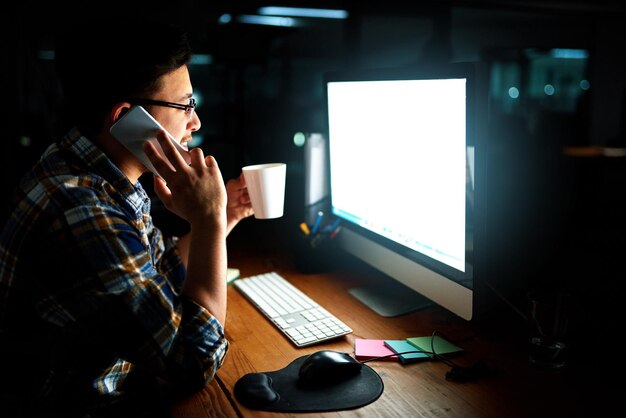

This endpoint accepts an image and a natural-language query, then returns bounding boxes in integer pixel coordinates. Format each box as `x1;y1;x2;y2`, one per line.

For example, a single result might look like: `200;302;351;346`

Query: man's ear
109;102;133;125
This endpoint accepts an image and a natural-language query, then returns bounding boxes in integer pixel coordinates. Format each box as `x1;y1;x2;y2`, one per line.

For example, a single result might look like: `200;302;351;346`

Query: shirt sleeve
40;203;228;388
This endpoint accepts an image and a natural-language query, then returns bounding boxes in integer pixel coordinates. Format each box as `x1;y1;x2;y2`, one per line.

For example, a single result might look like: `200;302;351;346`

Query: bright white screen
328;78;467;271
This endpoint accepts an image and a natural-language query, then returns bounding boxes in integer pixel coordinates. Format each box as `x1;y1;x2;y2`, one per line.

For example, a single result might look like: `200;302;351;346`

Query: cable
430;330;462;368
359;350;434;364
430;330;492;381
482;277;528;322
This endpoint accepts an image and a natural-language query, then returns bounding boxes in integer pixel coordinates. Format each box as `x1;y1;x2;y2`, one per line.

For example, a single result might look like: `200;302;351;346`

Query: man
0;18;252;417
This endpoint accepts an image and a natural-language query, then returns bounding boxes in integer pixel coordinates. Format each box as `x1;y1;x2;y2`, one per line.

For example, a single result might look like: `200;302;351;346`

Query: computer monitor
324;63;485;320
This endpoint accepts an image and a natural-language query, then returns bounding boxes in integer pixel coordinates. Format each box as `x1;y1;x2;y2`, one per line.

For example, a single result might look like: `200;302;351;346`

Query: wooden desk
171;248;597;418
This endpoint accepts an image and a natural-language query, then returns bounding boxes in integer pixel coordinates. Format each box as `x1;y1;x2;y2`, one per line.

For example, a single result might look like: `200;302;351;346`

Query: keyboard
233;271;352;347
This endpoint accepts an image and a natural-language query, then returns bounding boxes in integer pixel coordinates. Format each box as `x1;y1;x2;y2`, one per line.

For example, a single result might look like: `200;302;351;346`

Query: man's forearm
181;220;227;325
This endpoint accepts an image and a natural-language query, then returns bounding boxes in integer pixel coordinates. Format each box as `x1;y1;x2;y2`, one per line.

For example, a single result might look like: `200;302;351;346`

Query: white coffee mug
242;163;287;219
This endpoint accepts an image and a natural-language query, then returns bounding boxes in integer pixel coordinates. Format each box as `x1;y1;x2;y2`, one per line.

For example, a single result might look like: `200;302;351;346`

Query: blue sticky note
383;340;431;364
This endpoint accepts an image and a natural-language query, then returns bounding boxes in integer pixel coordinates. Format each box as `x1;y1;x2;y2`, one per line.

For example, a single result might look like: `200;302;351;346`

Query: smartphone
110;105;191;177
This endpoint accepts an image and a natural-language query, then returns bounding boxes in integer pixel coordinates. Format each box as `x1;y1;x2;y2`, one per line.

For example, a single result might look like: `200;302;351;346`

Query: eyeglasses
127;97;196;117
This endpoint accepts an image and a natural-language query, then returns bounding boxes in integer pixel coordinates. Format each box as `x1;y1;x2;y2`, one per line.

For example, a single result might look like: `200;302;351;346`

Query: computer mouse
298;350;363;388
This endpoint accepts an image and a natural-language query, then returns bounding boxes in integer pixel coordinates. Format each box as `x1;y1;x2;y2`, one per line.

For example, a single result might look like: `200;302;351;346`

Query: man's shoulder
28;150;105;199
13;130;141;221
15;155;123;224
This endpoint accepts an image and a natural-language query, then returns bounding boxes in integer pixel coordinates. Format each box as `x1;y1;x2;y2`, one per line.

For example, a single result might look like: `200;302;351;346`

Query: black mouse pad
234;355;384;412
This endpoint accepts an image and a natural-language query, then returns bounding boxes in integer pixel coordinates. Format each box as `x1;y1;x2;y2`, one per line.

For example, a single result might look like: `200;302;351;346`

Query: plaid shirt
0;128;228;415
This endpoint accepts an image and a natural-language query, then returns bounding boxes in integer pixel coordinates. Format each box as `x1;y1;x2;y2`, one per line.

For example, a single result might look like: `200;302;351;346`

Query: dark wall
2;1;625;287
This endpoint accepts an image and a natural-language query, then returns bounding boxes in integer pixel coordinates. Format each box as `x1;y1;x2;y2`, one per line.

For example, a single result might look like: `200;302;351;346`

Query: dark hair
55;18;192;136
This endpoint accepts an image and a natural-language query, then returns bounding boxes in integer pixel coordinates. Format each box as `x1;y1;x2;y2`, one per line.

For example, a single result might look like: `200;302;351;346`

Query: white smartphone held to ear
110;105;191;177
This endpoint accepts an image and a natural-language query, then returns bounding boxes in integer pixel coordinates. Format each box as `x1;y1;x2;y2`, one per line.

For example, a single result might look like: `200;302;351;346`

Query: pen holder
293;232;340;274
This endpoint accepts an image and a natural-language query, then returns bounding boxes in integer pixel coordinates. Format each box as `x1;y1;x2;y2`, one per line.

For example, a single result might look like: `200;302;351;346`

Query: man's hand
144;130;227;228
226;173;254;234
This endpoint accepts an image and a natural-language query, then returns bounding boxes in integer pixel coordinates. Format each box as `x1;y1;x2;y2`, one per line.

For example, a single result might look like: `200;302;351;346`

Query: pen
322;218;340;233
310;233;324;248
310;211;324;235
299;222;311;236
328;218;341;233
329;226;342;240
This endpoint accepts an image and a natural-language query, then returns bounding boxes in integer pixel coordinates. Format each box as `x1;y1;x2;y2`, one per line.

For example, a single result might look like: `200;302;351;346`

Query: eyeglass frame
126;97;196;115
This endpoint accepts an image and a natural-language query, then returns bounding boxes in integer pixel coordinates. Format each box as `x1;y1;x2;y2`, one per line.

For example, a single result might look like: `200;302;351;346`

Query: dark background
2;0;626;370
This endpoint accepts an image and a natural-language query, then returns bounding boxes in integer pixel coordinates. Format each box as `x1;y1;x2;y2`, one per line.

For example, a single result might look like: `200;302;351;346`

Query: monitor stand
349;280;433;317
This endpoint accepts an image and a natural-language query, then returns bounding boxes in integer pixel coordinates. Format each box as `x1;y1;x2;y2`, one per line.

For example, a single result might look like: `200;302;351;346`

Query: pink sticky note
354;338;399;361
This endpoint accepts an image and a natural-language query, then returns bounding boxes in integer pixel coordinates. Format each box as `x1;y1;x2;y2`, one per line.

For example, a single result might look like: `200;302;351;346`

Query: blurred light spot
580;80;590;90
237;15;296;27
257;6;348;19
508;87;520;99
293;132;306;147
218;14;232;24
38;50;55;60
19;136;31;147
190;54;213;65
188;134;204;148
193;91;203;108
544;84;555;96
550;48;589;59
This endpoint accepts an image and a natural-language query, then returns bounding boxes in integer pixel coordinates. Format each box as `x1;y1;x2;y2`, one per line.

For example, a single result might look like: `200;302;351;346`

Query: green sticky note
406;336;463;357
383;340;431;364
